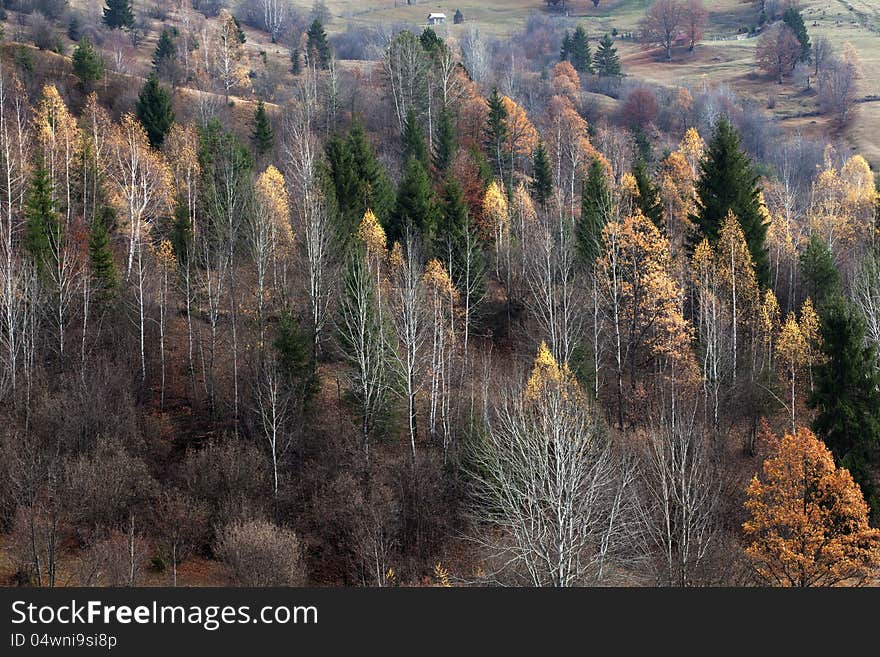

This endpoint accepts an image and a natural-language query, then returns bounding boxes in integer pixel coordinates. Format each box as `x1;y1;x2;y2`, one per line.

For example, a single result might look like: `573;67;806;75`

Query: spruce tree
569;26;593;74
439;178;485;310
152;28;176;72
484;86;508;181
88;215;118;306
326;119;394;235
809;294;880;518
577;158;612;265
632;159;664;230
24;163;59;274
102;0;134;30
691;116;769;285
800;234;840;306
275;310;318;405
560;30;572;62
593;34;621;77
530;141;553;209
251;100;274;156
290;48;301;74
402;108;428;169
72;37;103;90
390;157;439;247
306;20;331;69
419;27;444;55
782;7;811;62
136;75;175;147
432;108;457;175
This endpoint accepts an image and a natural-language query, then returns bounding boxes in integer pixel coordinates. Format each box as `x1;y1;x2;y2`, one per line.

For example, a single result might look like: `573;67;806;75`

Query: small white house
427;13;447;25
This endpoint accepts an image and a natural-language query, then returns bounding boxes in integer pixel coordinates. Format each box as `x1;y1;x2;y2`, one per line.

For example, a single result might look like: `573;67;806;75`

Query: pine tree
72;37;103;90
402;108;428;169
809;294;880;518
88;215;118;306
390;157;439;247
569;25;593;74
251;100;274;156
136;75;175;147
484;86;508;182
170;201;193;267
560;30;572;62
632;158;665;230
432;108;457;175
290;48;301;75
419;27;444;55
530;141;553;209
102;0;134;30
782;7;811;62
800;234;840;306
593;34;621;77
326;119;394;235
152;28;176;72
24;163;59;274
275;310;318;406
577;157;612;265
306;19;331;69
439;177;485;311
691;117;769;285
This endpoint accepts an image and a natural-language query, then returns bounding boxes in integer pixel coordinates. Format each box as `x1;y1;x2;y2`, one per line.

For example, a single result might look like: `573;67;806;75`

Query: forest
0;0;879;588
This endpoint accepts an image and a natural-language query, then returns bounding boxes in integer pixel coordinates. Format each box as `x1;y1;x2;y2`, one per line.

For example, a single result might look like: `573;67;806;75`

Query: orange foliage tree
744;428;880;586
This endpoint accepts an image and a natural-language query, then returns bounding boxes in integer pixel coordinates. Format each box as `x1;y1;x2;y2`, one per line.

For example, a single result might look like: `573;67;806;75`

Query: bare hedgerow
215;518;307;586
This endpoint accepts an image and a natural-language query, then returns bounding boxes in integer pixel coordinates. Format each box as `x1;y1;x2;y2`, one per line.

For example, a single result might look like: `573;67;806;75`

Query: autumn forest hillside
0;0;879;587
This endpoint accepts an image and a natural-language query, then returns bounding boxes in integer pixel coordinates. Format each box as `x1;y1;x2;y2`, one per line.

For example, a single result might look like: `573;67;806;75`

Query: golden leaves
357;209;387;260
500;95;539;157
776;312;807;371
743;428;880;586
423;258;458;300
525;341;582;403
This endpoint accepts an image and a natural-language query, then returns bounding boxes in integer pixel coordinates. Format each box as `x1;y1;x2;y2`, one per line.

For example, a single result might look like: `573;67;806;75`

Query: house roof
428;13;446;18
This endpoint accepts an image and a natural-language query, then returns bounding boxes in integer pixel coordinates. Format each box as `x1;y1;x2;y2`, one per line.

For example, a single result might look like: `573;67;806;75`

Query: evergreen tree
232;16;247;44
275;310;318;406
432;108;457;175
102;0;134;30
439;177;486;310
306;19;331;69
390;157;439;247
290;48;301;75
170;201;193;267
577;157;612;265
72;36;103;90
560;30;572;62
136;75;175;147
569;25;593;74
632;158;664;230
251;100;274;156
593;34;621;77
402;108;428;169
420;27;444;55
530;141;553;209
782;7;811;62
800;234;840;306
484;86;508;181
326;119;394;235
23;163;60;274
88;215;118;306
152;27;176;72
809;294;880;518
691;116;769;285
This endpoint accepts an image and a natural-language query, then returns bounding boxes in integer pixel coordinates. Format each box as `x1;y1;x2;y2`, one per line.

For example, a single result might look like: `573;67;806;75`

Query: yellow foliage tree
776;312;808;432
716;211;759;380
744;428;880;586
